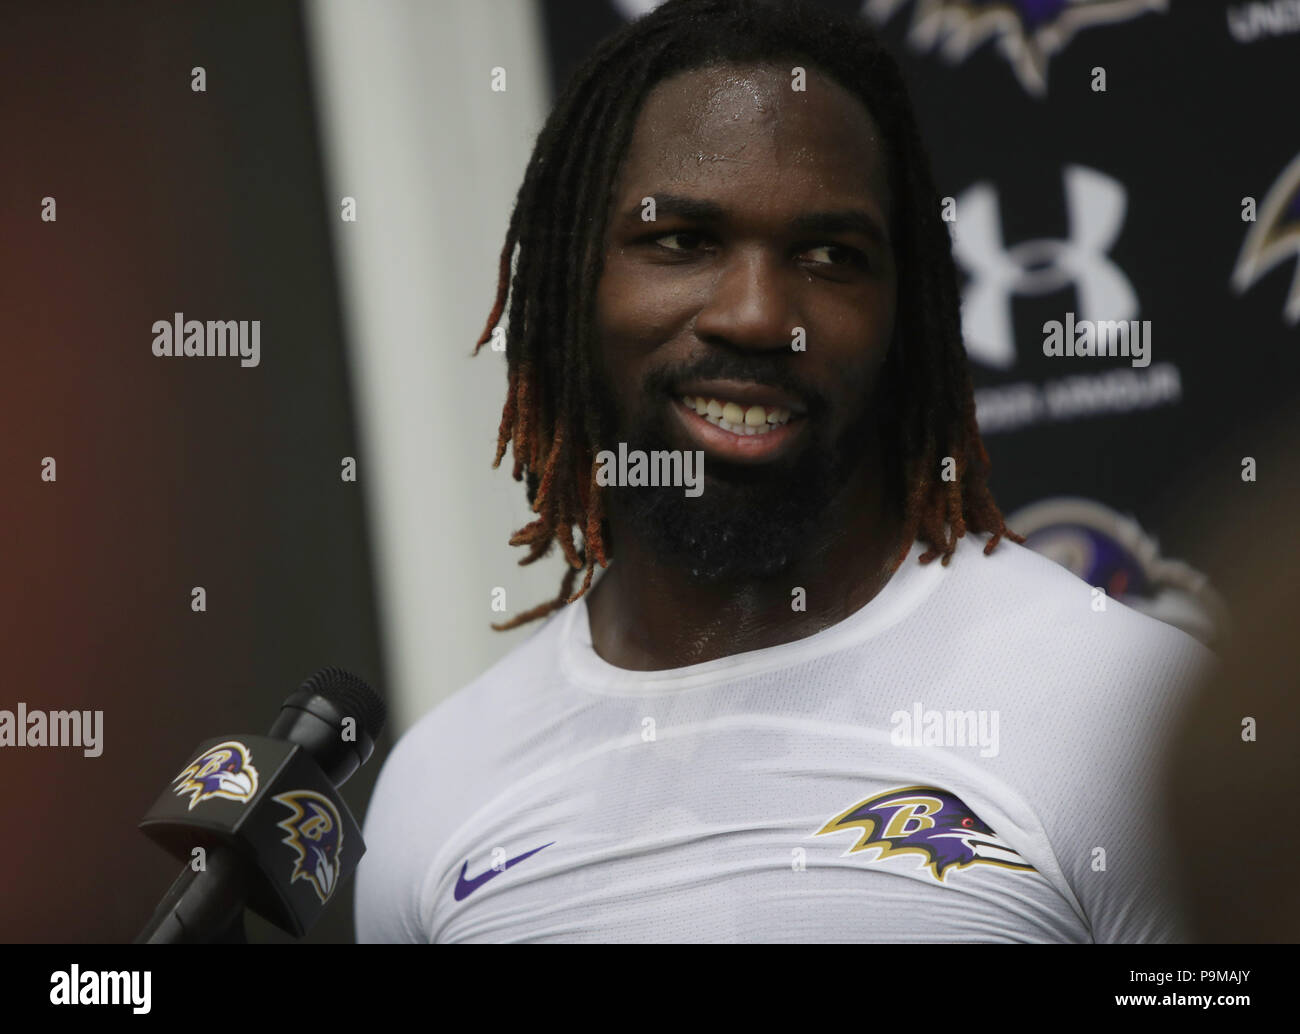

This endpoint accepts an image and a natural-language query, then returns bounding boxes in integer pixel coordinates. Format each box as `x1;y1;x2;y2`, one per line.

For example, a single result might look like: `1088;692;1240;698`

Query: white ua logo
951;165;1137;369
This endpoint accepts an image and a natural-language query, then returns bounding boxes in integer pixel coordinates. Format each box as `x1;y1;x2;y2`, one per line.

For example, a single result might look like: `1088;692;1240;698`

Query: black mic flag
135;667;386;943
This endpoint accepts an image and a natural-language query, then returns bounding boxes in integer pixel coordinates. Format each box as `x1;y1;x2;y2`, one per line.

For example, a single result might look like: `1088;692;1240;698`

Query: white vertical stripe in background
303;0;565;736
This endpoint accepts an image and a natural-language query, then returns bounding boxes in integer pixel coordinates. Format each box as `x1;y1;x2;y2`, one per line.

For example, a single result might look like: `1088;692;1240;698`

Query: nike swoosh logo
453;842;554;901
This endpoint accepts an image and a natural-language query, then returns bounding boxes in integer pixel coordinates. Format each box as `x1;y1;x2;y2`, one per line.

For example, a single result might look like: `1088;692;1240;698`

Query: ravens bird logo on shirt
814;785;1036;882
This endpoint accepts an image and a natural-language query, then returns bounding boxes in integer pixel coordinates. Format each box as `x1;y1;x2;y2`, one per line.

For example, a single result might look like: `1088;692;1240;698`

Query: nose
693;247;798;352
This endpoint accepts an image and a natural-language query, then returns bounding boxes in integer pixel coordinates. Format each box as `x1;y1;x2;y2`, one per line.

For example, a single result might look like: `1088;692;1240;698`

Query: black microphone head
268;667;386;786
300;667;387;741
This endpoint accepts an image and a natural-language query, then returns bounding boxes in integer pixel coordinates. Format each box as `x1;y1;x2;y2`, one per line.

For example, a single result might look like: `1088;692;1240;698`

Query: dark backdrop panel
0;0;387;943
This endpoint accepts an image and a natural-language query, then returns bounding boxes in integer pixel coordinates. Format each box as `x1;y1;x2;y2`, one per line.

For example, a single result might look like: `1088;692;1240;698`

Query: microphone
135;667;386;944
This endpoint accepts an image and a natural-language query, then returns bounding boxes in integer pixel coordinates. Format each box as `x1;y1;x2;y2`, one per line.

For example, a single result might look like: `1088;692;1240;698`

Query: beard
595;356;886;583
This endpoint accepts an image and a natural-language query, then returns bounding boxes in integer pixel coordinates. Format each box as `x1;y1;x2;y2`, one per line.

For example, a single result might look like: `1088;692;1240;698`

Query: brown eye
804;244;868;268
656;232;705;251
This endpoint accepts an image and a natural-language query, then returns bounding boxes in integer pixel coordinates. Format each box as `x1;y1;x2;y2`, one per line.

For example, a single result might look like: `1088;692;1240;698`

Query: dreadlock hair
473;0;1024;632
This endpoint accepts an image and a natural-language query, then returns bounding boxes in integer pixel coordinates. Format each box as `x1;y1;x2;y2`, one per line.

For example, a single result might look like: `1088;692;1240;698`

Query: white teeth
681;396;793;433
704;414;776;435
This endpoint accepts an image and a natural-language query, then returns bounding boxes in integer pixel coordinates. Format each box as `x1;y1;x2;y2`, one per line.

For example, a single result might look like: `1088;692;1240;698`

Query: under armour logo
951;164;1136;369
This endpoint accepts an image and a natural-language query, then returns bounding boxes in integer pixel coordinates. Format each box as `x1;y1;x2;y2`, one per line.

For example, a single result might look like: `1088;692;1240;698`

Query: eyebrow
622;191;889;246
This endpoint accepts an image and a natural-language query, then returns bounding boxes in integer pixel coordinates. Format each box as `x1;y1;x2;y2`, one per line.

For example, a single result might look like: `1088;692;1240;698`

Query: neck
584;448;906;671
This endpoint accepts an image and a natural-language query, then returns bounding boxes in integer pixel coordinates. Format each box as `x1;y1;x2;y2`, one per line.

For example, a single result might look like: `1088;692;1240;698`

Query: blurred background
1;0;1296;943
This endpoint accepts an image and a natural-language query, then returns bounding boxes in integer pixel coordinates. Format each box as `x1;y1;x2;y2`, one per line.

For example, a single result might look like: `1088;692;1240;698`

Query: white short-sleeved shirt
355;532;1218;943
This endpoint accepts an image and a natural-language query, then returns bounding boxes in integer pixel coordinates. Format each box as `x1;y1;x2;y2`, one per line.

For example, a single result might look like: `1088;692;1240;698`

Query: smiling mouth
668;394;807;464
680;394;793;435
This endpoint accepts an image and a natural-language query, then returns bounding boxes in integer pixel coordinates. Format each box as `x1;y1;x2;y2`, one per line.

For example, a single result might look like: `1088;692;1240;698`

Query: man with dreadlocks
357;0;1216;943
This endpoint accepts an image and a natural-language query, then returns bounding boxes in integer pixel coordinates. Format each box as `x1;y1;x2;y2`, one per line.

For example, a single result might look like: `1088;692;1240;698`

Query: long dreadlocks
473;0;1023;632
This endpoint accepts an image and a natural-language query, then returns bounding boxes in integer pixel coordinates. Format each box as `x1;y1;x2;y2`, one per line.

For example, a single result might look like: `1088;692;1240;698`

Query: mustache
640;353;828;417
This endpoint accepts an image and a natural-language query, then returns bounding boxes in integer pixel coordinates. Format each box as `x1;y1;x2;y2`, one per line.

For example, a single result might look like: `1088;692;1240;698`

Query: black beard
606;452;843;581
596;360;882;583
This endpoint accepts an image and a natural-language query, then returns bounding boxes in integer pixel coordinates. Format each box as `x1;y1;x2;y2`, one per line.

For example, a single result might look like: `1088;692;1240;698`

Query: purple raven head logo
814;785;1035;882
273;790;344;904
865;0;1167;97
172;740;259;811
1233;151;1300;326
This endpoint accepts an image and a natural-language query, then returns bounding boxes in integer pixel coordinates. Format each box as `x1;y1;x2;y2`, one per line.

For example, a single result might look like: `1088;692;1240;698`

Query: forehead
611;62;891;219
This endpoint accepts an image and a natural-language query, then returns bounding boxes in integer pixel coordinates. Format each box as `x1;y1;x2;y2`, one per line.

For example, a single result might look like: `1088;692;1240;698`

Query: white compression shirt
355;531;1219;943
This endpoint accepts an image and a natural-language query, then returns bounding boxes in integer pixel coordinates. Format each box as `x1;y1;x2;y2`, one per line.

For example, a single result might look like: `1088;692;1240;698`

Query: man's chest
424;722;1089;942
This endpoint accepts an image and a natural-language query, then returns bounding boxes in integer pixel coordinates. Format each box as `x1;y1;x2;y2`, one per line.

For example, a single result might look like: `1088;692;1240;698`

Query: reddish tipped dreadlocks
473;0;1022;632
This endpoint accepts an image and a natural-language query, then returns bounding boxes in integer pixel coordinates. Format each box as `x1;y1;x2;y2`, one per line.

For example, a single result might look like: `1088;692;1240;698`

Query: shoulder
388;603;576;772
354;609;570;942
932;532;1218;942
934;530;1219;693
